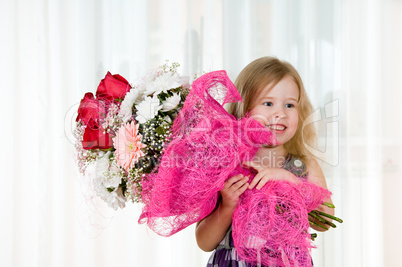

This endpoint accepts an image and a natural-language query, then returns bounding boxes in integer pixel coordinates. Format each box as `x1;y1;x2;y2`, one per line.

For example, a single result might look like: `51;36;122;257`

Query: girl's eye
285;103;294;108
263;102;273;106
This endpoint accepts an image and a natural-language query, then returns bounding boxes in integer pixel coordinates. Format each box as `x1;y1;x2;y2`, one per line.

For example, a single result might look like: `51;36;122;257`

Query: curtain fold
1;0;401;266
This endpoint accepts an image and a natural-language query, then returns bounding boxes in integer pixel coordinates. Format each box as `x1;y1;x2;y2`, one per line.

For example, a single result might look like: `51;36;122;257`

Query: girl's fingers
248;173;262;189
256;176;268;190
248;170;269;189
224;174;244;189
242;161;263;171
221;175;249;207
229;176;249;192
233;181;249;197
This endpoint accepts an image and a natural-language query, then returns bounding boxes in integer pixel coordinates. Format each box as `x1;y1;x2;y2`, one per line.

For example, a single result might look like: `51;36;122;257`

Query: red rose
76;93;106;125
96;71;131;103
76;92;113;150
82;125;113;150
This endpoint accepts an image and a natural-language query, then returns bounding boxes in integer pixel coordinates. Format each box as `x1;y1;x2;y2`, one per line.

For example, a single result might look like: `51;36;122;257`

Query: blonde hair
226;56;317;161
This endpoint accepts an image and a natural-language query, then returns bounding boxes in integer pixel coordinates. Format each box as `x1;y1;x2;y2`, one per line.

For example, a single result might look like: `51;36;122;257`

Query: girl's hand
220;174;249;210
196;174;249;252
243;161;301;190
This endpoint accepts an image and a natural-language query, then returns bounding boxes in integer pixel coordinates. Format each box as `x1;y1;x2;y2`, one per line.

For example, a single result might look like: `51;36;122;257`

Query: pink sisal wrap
232;180;331;267
138;70;331;266
138;71;276;236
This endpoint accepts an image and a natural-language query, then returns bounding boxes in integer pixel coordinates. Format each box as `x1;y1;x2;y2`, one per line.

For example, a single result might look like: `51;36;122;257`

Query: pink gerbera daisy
113;121;146;171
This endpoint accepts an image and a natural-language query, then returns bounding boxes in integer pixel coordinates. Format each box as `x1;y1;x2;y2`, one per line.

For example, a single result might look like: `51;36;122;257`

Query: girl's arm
195;174;249;252
305;158;335;232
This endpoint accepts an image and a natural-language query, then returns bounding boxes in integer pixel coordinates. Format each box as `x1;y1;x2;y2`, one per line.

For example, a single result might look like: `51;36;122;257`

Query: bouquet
136;70;342;266
74;62;190;209
73;63;342;266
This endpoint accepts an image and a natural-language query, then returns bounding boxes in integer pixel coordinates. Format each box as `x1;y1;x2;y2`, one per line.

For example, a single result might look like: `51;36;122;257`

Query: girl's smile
267;123;286;132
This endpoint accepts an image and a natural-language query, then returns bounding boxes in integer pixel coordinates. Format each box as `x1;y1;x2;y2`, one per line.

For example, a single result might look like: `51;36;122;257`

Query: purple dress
206;154;311;267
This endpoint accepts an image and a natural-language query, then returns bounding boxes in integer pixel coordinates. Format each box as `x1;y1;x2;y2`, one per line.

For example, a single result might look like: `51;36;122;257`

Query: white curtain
2;0;401;266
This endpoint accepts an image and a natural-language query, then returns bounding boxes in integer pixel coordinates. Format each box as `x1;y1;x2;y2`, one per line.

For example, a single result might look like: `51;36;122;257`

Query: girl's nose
274;111;286;119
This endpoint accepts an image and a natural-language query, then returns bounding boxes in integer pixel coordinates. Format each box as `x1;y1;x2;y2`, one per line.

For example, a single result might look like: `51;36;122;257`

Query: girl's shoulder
304;157;325;177
303;157;328;187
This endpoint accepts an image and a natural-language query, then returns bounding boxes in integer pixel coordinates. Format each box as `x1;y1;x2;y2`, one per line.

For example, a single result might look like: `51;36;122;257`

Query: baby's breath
74;121;101;174
102;103;123;135
126;168;144;203
160;61;180;74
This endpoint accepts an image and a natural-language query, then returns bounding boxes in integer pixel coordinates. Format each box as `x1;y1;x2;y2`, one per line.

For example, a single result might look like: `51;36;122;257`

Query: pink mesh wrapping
232;180;331;267
138;70;331;266
138;71;276;236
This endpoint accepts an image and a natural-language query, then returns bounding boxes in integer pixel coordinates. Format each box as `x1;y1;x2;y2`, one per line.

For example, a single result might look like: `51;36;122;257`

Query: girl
195;57;334;266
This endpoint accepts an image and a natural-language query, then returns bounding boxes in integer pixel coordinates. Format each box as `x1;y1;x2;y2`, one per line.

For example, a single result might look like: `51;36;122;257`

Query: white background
1;0;402;266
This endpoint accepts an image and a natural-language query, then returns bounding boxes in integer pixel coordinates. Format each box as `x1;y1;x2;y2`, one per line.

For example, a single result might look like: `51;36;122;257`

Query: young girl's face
249;75;299;146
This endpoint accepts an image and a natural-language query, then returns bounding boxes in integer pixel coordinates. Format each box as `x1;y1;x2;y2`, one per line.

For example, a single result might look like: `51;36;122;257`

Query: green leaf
107;187;114;193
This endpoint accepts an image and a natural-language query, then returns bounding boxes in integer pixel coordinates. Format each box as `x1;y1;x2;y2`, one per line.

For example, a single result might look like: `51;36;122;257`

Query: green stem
310;233;317;241
276;205;284;213
322;202;336;208
309;220;329;231
314;210;344;224
309;211;337;228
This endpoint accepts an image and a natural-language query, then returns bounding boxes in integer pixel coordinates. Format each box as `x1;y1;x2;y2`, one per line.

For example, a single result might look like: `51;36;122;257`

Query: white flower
93;167;109;200
136;95;162;123
104;187;127;210
161;93;181;112
94;183;126;210
103;173;123;189
118;88;140;122
95;152;122;189
136;68;161;95
92;154;126;210
144;72;182;96
95;152;111;181
97;150;106;158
